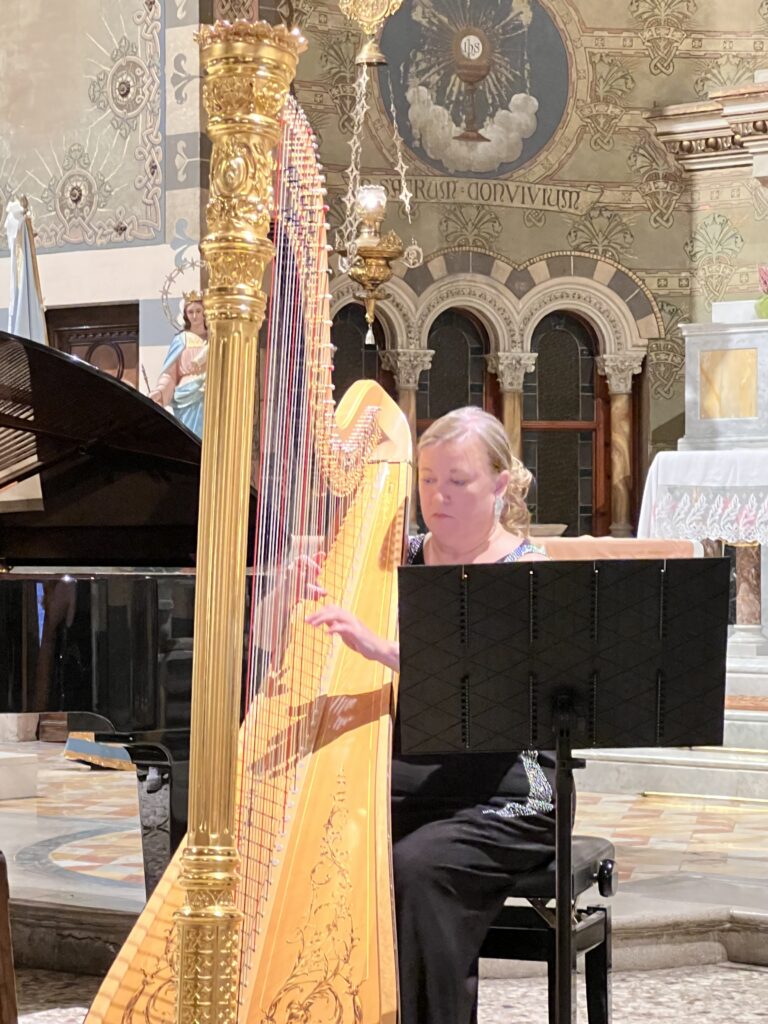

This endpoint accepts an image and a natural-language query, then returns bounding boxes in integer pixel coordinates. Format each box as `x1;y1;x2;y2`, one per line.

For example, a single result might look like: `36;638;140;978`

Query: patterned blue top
406;534;546;565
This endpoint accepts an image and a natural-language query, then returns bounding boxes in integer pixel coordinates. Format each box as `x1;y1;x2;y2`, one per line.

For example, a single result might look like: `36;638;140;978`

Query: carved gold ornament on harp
174;20;305;1024
74;18;410;1024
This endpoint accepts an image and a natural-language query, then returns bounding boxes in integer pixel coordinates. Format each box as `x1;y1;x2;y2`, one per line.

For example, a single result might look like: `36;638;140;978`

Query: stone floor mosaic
46;829;145;884
5;743;768;1022
2;742;768;915
575;790;768;884
14;963;768;1023
478;963;768;1023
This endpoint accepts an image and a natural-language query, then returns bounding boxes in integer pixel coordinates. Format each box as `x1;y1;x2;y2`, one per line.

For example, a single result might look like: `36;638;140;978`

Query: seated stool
479;835;617;1024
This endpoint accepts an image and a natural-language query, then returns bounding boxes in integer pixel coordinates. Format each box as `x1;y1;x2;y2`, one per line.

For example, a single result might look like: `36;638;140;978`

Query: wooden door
46;303;140;388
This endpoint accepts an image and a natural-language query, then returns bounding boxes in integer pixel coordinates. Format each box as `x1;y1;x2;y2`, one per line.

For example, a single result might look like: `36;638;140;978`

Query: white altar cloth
638;450;768;543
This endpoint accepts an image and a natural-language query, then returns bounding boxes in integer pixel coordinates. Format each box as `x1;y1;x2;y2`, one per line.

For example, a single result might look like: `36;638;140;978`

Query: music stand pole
555;696;576;1024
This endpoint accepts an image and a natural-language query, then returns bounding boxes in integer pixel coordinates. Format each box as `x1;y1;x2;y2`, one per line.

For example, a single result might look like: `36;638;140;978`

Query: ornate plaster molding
647;82;768;176
596;353;645;395
486;352;537;392
518;278;649;356
414;275;521;352
379;348;434;390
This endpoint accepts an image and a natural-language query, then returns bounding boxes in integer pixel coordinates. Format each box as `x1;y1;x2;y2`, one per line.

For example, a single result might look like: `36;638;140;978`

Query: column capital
379;348;434;390
596;353;644;395
486;351;537;393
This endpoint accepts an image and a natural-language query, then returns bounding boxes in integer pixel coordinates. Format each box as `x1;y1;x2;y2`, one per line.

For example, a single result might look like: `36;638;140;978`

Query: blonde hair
418;407;532;534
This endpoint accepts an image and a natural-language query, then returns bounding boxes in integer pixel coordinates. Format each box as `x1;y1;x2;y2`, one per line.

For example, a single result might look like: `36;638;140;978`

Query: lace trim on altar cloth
481;750;554;820
654;487;768;543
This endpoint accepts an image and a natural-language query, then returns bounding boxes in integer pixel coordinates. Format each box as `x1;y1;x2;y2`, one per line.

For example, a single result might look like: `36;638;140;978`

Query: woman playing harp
83;25;410;1024
308;406;557;1024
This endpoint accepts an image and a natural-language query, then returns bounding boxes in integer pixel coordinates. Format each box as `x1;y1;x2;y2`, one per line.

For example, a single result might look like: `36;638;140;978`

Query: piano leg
134;757;189;898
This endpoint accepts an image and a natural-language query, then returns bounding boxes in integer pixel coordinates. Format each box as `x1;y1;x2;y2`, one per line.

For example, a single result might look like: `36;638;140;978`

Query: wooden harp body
84;22;411;1024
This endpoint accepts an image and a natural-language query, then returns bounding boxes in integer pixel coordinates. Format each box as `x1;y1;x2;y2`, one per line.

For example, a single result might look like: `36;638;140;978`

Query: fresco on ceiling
380;0;569;178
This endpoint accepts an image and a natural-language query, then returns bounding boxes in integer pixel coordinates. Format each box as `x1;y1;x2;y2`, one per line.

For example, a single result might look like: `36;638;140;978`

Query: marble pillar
728;543;768;660
379;348;434;528
485;352;537;461
597;354;644;538
736;544;762;626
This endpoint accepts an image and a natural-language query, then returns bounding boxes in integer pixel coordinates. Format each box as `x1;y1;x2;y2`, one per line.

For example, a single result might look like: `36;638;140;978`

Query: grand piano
0;329;255;894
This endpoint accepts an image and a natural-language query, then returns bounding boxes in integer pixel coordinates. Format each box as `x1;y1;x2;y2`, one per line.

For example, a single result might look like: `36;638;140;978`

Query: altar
638;319;768;748
638;449;768;547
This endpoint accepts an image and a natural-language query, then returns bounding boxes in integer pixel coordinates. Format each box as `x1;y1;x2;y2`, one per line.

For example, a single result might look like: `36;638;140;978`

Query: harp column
486;352;537;462
174;22;304;1024
380;348;433;524
597;353;644;539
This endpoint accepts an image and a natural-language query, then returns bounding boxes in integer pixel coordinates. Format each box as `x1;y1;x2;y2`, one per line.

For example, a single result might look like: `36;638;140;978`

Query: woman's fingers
287;553;328;603
305;604;349;627
305;604;391;666
305;606;361;646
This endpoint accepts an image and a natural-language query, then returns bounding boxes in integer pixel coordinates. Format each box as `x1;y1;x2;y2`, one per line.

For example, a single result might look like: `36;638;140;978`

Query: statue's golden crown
183;289;204;305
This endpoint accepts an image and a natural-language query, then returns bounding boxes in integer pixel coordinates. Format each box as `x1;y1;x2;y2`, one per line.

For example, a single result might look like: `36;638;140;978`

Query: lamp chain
338;61;370;272
383;66;412;222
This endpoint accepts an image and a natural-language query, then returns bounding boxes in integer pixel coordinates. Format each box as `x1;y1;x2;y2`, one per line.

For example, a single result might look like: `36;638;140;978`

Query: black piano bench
479;835;617;1024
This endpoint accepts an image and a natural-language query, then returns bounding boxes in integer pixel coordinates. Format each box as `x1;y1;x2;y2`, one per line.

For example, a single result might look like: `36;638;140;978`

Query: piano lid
0;330;254;567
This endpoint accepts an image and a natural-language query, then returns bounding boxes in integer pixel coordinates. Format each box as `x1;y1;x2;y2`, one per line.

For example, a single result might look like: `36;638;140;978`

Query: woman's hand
252;553;325;654
286;553;326;604
305;605;399;671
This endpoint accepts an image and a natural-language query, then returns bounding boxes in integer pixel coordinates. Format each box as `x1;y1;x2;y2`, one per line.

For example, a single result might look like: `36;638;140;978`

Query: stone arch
518;276;653;356
402;248;511;294
518;252;663;351
413;274;520;352
329;274;419;351
515;256;658;539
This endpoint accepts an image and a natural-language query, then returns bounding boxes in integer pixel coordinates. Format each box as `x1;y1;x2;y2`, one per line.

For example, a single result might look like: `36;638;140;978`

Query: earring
493;495;504;521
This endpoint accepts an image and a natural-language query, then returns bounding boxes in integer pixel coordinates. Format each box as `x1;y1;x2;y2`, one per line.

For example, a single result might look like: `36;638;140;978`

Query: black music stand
397;559;730;1024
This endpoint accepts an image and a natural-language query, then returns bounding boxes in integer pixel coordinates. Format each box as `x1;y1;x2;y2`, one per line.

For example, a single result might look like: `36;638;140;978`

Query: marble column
379;348;434;527
485;352;538;461
736;545;762;625
597;354;644;538
728;543;768;659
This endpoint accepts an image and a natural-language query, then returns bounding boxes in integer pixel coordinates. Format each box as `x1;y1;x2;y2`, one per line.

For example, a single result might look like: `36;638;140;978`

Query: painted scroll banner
373;175;603;215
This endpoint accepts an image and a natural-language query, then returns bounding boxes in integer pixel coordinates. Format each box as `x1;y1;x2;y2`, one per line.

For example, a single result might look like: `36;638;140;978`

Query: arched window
330;304;394;401
418;309;491;431
522;312;610;536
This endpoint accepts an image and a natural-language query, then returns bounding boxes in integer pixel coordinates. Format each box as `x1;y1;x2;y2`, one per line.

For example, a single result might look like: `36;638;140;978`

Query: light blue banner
5;199;48;345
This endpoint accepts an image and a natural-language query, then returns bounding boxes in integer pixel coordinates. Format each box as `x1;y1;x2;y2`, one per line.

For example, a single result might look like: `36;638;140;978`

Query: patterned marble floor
0;742;144;912
578;790;768;882
15;963;768;1023
5;742;768;1023
1;741;768;916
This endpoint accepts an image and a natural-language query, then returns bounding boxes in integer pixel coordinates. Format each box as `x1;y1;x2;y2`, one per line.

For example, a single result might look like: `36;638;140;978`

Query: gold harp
83;19;411;1024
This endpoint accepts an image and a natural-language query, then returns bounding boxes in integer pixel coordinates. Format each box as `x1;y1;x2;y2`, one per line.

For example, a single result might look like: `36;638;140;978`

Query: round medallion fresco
380;0;570;178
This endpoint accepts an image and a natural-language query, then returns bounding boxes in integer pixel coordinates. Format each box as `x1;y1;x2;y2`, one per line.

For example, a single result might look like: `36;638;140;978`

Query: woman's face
418;436;509;546
185;301;205;333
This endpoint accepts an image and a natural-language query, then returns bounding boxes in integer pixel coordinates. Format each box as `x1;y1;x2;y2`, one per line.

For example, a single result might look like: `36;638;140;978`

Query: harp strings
237;96;376;989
